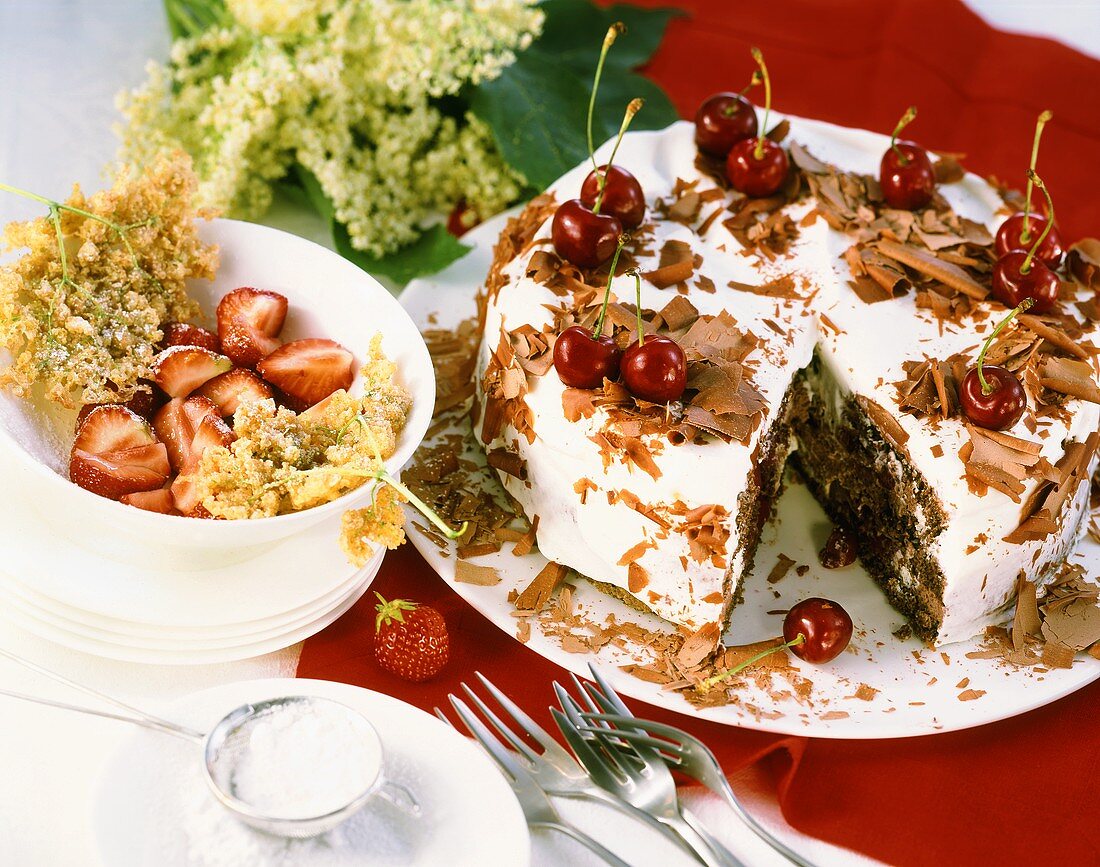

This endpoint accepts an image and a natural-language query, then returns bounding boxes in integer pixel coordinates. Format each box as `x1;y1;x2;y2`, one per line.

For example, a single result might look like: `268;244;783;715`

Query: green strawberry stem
889;105;918;166
1021;110;1053;242
975;298;1033;395
374;592;418;633
592;234;627;339
1019;169;1054;276
699;634;805;690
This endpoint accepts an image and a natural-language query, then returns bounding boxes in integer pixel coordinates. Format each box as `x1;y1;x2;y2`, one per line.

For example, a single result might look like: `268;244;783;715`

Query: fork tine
460;682;540;762
576;724;685;762
433;707;451;726
552;680;587;726
473;671;560;754
549;706;629;787
569;672;603;716
448;694;526;782
583;712;692;745
587;664;633;716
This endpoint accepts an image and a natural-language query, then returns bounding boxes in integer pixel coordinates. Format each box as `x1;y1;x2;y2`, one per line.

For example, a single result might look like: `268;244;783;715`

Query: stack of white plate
0;471;380;664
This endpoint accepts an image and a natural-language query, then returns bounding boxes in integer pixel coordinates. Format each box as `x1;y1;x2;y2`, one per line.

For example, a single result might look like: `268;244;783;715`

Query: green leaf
470;53;678;191
534;0;681;74
470;0;681;191
290;165;471;284
163;0;228;40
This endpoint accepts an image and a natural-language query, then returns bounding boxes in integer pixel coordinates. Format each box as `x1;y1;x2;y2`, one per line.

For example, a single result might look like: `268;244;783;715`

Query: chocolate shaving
514;561;568;612
455;562;502;586
875;239;988;300
1068;238;1100;289
1038;356;1100;404
644;239;696;289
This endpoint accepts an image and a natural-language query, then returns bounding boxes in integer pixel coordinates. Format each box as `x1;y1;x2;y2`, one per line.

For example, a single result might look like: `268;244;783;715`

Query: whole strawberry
373;594;450;683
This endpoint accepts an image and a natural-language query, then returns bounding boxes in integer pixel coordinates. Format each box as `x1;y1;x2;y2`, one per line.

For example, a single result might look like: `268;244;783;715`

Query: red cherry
994;213;1064;269
694;92;758;157
959;365;1026;431
880;142;935;210
553;325;621;389
783;598;853;664
726;138;789;198
621;335;687;403
552;199;622;270
991;251;1059;313
446;199;479;237
580;165;646;230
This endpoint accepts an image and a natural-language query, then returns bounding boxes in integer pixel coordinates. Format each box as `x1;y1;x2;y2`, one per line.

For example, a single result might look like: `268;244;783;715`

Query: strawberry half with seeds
75;382;159;431
161;322;221;353
152;346;233;399
373;594;450;683
257;338;355;410
217;287;288;368
196;368;273;417
69;406;170;501
120;488;178;515
154;395;228;472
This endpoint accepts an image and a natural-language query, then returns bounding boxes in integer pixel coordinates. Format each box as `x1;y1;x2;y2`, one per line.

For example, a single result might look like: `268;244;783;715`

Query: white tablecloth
1;2;1095;865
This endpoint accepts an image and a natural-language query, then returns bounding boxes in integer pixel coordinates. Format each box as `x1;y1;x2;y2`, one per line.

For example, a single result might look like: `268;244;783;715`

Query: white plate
0;573;374;665
0;449;366;630
0;551;380;650
92;678;529;867
399;210;1100;739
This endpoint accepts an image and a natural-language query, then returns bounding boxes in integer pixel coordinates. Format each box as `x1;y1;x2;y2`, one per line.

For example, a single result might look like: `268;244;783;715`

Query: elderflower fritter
340;484;407;568
116;1;542;259
0;153;215;406
189;336;412;552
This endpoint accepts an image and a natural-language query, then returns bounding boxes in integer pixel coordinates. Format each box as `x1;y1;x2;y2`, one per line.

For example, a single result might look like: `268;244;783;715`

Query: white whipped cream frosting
476;116;1098;645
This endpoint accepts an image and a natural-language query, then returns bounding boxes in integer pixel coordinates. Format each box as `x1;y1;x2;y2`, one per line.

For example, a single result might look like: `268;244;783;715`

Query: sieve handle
0;687;204;742
376;780;421;816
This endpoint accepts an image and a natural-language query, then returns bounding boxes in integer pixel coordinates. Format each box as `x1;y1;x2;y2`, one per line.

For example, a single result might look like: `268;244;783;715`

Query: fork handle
532;821;633;867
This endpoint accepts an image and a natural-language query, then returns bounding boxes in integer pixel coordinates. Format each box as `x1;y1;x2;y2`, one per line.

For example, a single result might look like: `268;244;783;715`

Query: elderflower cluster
116;0;543;258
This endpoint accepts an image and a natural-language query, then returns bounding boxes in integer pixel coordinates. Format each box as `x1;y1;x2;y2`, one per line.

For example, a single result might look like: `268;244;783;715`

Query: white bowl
0;218;434;566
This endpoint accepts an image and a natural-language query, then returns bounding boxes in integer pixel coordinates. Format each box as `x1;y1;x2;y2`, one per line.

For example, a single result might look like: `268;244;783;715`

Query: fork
456;673;708;862
437;696;631;867
579;665;814;867
553;678;744;867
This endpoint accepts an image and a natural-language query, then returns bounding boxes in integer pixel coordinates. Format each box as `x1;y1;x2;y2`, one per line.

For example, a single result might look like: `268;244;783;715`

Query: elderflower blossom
117;0;543;259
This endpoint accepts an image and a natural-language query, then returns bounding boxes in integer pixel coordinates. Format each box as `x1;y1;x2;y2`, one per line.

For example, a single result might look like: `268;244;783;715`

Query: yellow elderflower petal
340;484;407;568
226;0;336;37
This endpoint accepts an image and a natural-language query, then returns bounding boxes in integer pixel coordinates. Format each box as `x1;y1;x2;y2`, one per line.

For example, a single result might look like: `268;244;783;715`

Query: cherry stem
632;269;645;349
587;23;625;180
975;298;1033;395
890;105;918;166
1021;109;1053;242
1020;169;1054;275
750;47;772;161
700;634;806;690
595;98;644;213
592;234;627;339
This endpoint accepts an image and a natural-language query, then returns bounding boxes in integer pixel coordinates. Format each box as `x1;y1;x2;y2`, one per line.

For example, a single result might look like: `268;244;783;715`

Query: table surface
1;2;1096;865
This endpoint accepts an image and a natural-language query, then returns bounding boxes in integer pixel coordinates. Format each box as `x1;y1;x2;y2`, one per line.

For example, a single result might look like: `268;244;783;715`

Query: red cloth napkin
300;3;1100;864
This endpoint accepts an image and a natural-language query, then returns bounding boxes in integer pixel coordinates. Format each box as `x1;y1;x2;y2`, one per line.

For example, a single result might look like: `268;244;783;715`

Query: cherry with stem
725;47;789;198
991;170;1060;313
879;106;936;210
700;597;854;690
580;98;647;229
553;236;628;389
694;70;762;157
995;111;1064;267
620;271;687;403
959;299;1033;431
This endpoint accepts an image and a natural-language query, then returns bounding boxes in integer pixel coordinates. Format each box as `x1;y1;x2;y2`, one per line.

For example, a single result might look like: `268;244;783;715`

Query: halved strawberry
161;322;221;353
196;368;273;417
257;339;355;410
170;474;203;515
74;405;156;454
217;287;288;368
152;346;233;398
70;443;170;501
153;396;222;472
190;414;235;459
75;383;160;431
120;488;178;515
